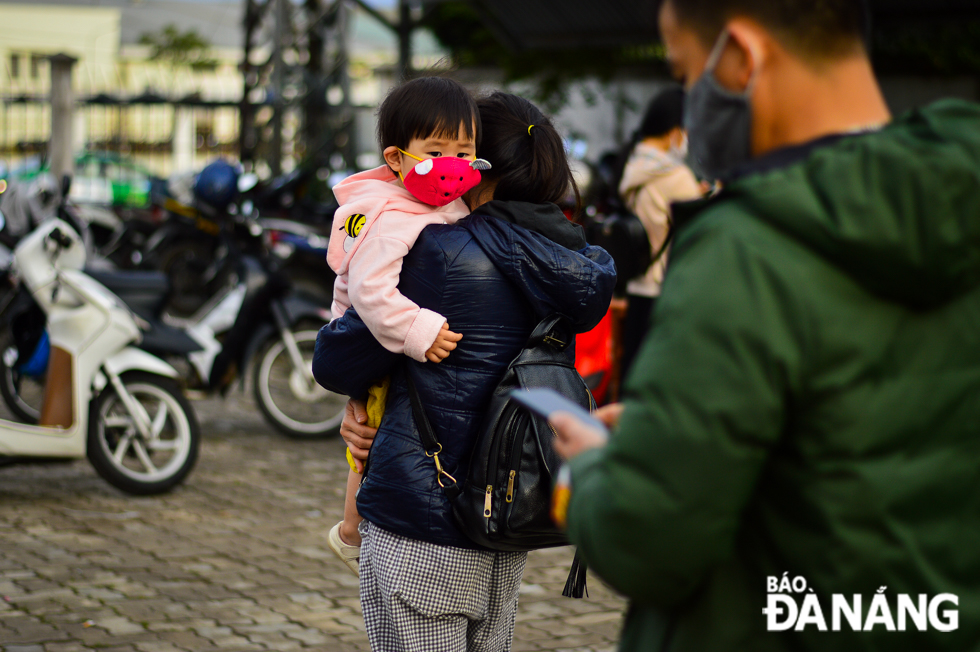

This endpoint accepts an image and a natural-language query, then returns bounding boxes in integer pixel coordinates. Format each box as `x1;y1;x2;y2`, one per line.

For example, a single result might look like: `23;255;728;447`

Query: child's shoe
328;521;360;577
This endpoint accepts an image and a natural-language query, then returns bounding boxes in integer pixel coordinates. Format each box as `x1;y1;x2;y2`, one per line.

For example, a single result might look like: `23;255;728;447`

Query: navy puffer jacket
313;200;616;548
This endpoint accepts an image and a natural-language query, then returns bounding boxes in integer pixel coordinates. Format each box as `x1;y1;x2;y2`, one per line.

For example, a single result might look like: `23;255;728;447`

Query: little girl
325;77;489;575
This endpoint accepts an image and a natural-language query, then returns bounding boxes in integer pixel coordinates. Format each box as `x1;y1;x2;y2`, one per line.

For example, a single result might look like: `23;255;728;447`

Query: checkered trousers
359;520;528;652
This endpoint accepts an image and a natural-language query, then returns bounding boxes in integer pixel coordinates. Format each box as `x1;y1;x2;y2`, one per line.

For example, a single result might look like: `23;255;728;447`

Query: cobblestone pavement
0;391;627;652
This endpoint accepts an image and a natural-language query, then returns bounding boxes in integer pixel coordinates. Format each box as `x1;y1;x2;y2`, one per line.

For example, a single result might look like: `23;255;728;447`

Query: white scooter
0;217;200;494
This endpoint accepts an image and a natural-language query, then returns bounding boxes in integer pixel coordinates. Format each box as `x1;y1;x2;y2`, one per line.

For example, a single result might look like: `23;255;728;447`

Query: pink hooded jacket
327;165;469;362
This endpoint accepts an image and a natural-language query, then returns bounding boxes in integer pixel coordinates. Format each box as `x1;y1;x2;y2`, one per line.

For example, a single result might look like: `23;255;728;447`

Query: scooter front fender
102;347;179;381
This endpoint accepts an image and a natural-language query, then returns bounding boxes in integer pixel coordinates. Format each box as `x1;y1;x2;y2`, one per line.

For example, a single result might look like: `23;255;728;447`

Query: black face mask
684;31;758;181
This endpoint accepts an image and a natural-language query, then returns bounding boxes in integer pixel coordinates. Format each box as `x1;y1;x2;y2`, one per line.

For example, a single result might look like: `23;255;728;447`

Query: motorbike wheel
0;338;44;424
253;329;345;439
87;372;200;495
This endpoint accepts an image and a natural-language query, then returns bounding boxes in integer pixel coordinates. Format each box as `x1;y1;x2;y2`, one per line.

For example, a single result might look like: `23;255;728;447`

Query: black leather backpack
585;210;652;294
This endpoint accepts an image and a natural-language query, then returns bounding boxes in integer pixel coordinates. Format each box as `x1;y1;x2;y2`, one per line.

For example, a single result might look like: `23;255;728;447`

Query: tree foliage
872;19;980;76
422;2;980;110
139;25;217;71
422;3;666;112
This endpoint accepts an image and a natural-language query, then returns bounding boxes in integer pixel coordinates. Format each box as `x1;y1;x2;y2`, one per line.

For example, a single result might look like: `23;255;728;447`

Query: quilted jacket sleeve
565;210;808;606
312;308;400;401
463;216;618;333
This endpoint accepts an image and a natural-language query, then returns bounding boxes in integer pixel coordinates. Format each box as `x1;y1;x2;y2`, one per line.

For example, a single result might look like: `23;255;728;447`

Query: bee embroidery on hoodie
341;213;367;252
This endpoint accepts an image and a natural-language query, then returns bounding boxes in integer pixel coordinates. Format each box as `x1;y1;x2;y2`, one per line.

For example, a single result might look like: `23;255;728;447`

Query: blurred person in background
618;86;701;379
550;0;980;650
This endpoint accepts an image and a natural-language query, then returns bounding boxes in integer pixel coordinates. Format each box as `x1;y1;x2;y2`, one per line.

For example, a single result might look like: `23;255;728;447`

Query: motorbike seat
138;319;204;357
86;268;171;321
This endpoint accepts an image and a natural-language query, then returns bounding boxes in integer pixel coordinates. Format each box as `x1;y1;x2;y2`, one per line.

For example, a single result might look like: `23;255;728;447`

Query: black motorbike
140;161;337;318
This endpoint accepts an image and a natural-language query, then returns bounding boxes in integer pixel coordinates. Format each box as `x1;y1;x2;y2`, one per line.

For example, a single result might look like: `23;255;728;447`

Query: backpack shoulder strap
405;371;459;493
527;314;573;351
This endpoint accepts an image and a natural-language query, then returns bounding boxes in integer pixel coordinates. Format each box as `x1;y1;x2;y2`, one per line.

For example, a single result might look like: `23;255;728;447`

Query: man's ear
719;19;769;91
382;146;403;175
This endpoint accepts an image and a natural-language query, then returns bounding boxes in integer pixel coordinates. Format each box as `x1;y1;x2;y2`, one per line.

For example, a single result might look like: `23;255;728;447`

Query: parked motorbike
245;159;336;227
0;177;169;423
0;216;200;494
260;217;334;307
138;161;246;317
0;207;346;439
0;174;89;252
135;228;345;439
141;161;336;316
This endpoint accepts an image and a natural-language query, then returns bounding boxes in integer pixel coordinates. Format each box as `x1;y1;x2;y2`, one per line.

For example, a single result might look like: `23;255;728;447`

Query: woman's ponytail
475;93;580;216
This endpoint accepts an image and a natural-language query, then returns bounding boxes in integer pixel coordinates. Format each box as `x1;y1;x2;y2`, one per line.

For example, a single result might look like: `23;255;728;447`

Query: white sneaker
327;521;360;577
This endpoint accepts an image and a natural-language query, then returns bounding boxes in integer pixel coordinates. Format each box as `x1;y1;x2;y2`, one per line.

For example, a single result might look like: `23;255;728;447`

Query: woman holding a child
313;79;615;652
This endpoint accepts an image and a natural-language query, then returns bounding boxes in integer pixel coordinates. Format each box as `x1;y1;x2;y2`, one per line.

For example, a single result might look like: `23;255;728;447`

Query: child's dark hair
637;85;686;139
377;77;481;151
475;92;580;215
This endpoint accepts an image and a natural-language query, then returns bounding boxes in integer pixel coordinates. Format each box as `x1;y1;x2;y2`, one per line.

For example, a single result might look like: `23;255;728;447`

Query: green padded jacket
567;99;980;652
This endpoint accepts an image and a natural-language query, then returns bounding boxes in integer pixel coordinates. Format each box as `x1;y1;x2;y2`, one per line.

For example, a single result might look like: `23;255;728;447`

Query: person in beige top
618;85;703;379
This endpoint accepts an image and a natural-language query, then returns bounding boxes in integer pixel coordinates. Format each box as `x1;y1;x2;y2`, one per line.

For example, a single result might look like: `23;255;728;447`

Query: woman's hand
551;403;624;461
340;399;378;473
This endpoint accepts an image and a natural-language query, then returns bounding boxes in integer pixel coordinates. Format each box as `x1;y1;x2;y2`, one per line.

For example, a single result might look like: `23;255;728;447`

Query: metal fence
0;60;241;178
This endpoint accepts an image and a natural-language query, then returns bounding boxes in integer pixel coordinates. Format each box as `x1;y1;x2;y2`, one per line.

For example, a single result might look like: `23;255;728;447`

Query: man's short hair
664;0;869;59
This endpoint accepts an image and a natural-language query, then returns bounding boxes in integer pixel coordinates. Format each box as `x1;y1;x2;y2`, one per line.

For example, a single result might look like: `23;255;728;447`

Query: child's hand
425;323;463;363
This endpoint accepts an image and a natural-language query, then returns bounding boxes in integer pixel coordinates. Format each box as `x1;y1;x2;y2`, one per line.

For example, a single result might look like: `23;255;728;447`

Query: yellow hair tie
528;124;535;136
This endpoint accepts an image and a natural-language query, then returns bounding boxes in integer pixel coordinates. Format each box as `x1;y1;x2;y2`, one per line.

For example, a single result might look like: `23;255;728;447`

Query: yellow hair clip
528;124;535;136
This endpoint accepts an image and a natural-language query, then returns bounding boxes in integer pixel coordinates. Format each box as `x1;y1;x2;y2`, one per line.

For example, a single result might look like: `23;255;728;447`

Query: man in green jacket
551;0;980;650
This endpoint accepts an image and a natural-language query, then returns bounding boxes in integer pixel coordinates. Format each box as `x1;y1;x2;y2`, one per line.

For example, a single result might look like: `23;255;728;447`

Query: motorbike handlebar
48;228;74;250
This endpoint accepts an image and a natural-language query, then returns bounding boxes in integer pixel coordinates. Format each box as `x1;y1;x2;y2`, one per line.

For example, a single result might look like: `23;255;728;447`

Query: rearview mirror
238;173;258;193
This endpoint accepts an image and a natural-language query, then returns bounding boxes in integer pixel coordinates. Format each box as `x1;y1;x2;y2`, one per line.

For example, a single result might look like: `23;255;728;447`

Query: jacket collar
724;133;851;183
471;200;586;250
673;132;860;235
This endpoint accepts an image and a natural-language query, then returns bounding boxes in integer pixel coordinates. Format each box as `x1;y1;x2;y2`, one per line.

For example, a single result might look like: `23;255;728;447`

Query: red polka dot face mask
397;149;492;207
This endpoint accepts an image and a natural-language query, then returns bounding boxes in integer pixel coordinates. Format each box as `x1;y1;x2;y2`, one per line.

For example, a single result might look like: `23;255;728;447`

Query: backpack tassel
562;551;589;599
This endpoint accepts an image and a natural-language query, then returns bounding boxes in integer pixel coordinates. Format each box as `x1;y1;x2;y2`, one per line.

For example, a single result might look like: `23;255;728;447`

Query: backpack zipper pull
484;485;493;518
506;470;516;503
